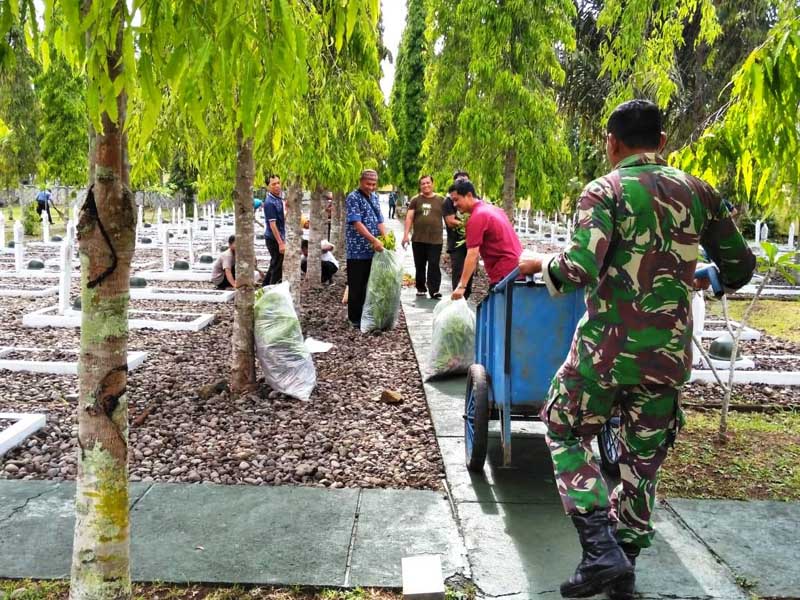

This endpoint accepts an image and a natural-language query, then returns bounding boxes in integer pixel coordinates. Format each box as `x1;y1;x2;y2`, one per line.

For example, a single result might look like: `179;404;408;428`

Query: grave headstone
171;206;177;224
789;223;795;248
162;226;170;272
137;204;144;236
0;210;5;249
188;225;195;266
58;241;71;315
42;214;50;243
156;206;163;232
13;220;24;272
760;222;769;242
755;219;762;244
210;216;217;256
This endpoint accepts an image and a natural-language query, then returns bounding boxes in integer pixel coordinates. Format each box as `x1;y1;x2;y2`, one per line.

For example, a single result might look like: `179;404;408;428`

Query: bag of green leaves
360;246;403;333
254;282;316;401
427;298;475;379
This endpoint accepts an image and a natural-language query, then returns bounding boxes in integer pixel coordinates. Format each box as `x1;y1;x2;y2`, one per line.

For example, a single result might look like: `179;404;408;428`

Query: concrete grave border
699;319;761;341
22;306;215;332
0;285;58;298
130;287;234;303
135;269;212;282
0;347;148;375
690;369;800;385
0;413;46;457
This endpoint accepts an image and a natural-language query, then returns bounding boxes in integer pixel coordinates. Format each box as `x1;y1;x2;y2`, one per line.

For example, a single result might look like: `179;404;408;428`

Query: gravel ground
0;256;444;490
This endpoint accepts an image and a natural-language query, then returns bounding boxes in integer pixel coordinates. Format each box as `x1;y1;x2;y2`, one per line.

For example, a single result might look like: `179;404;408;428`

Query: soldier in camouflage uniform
520;100;755;599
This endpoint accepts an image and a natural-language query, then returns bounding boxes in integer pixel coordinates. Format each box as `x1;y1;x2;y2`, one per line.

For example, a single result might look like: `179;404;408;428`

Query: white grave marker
58;240;71;315
188;225;195;266
41;212;50;243
162;226;170;272
0;210;5;249
13;220;24;272
789;223;795;248
755;219;762;244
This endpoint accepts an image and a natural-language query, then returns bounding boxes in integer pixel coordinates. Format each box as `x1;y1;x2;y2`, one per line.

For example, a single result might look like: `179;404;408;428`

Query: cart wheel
598;417;621;477
465;364;490;472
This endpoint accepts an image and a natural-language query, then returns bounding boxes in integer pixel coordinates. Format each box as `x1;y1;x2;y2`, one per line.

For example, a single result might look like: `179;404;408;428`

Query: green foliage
22;200;39;235
378;230;396;250
758;240;800;282
596;0;721;112
671;7;800;215
387;0;428;196
35;53;87;185
422;0;576;211
0;25;40;189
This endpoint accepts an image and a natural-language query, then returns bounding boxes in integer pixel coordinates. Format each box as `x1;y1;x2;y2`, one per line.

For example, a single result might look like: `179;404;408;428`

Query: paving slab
669;499;800;598
439;436;560;505
458;502;746;600
0;480;151;579
348;489;467;587
129;483;358;586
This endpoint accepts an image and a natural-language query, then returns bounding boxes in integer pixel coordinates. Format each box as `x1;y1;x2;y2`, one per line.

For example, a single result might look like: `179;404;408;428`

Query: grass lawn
661;409;800;500
706;297;800;343
0;582;405;600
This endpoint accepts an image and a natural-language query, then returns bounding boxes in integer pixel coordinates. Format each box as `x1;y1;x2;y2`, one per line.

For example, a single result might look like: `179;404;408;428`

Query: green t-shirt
408;194;444;244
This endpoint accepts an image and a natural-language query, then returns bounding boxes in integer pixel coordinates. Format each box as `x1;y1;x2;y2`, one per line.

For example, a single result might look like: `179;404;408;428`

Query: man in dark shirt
263;174;286;285
443;170;473;299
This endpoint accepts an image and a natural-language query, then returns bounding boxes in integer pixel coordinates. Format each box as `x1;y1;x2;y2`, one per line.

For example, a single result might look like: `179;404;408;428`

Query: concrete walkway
1;201;798;598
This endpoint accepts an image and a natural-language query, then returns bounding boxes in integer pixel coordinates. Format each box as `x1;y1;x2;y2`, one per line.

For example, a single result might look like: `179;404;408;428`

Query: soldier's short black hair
453;180;476;197
607;100;663;149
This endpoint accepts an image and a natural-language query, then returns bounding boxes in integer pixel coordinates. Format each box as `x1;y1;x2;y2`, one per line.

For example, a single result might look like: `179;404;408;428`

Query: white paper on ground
304;337;334;353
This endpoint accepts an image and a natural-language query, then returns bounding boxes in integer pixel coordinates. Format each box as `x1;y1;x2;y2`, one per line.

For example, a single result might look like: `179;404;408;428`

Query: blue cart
464;267;621;472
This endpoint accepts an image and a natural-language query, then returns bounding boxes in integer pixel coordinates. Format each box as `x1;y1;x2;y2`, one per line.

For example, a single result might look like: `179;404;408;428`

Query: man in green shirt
520;100;755;599
402;174;445;299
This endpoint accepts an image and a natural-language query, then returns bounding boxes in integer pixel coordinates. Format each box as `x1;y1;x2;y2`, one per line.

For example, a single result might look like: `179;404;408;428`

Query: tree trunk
330;191;344;260
70;3;134;598
501;147;517;223
283;182;303;303
307;184;325;286
230;128;256;394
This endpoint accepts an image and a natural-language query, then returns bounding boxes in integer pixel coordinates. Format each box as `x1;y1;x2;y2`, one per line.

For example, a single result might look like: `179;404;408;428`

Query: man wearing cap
345;169;387;326
443;170;474;298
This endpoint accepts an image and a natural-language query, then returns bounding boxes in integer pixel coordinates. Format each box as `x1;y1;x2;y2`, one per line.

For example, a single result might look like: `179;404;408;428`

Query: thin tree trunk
501;147;517;223
70;2;133;597
283;182;303;303
330;191;344;259
230;128;256;394
307;184;325;286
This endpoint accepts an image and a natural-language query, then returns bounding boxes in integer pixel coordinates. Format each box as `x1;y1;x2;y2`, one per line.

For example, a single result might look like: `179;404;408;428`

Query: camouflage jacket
542;153;755;386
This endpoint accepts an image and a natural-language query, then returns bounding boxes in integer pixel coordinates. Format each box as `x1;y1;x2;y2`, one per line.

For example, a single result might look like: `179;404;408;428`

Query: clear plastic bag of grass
360;249;403;333
254;282;316;400
427;298;475;379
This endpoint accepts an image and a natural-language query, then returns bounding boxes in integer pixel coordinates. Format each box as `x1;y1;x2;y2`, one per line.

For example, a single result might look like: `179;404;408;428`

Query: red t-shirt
466;201;522;284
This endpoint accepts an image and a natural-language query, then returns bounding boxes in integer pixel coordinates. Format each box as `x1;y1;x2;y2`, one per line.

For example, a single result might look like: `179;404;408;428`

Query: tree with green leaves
423;0;576;218
387;0;427;198
0;24;40;191
671;3;800;216
35;54;88;185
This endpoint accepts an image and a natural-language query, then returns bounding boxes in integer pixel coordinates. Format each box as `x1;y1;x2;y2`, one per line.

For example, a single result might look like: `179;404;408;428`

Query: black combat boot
560;511;633;598
605;543;640;600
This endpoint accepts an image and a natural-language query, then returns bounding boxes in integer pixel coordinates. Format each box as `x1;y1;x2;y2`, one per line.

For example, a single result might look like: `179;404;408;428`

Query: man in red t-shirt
449;180;522;300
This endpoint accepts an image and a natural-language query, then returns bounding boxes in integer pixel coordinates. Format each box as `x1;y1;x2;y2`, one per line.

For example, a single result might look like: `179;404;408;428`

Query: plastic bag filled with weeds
360;249;403;333
427;298;475;379
254;282;316;400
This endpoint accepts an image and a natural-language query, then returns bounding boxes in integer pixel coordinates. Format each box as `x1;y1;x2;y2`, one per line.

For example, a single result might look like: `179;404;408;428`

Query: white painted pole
188;225;195;267
42;212;50;243
137;204;144;237
58;240;71;315
171;206;177;224
193;202;199;232
790;223;796;248
755;219;762;244
13;220;24;272
210;215;217;256
162;226;169;272
156;206;163;234
0;210;5;249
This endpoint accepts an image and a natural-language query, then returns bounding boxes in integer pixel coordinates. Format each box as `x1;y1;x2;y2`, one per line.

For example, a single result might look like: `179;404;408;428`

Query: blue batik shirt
263;192;285;240
345;188;384;259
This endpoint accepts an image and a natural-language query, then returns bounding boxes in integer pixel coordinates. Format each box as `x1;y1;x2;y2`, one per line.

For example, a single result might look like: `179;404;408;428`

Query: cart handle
492;266;521;294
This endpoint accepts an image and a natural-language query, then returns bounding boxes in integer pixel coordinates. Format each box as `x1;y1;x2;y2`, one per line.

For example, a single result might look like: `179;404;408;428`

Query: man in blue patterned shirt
345;169;388;326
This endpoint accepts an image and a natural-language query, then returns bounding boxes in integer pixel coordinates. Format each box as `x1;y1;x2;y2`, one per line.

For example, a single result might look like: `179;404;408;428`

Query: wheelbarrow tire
598;417;621;478
465;364;490;472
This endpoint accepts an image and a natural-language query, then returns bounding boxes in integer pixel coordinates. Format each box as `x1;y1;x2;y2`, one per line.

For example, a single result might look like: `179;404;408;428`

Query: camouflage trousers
540;367;684;549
